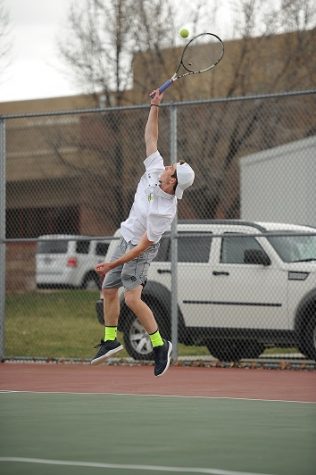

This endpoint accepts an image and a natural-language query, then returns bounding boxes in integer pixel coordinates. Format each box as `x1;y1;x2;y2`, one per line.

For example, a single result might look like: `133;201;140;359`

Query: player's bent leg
91;287;123;365
102;288;120;326
124;286;158;334
124;286;172;377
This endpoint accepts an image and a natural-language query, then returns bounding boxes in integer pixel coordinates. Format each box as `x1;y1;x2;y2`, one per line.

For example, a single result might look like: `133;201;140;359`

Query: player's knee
102;287;118;301
124;290;141;310
124;292;135;309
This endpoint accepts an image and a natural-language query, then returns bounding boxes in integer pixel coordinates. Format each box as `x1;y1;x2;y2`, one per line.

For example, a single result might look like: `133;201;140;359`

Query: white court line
0;389;315;404
0;457;274;475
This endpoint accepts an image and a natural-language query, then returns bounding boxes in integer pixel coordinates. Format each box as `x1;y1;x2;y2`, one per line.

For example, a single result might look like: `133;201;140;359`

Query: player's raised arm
144;89;163;157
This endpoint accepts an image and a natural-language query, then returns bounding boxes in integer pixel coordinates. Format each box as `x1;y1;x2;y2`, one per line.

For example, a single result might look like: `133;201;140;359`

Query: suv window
96;242;109;256
154;236;170;262
154;234;212;263
37;240;68;254
221;235;263;264
179;235;212;262
76;240;90;254
267;233;316;263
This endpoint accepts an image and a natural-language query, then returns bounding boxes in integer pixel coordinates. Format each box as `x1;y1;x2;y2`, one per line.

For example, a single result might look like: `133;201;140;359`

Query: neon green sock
149;329;163;348
104;326;117;341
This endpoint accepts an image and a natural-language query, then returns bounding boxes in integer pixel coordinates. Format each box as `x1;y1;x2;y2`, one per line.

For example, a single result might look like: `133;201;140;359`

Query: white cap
175;162;195;199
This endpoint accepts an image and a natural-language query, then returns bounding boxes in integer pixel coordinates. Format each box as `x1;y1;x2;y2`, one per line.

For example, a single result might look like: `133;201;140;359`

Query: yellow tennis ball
179;28;189;39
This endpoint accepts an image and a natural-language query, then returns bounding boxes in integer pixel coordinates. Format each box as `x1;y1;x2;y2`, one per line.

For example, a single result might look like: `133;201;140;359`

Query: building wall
240;136;316;227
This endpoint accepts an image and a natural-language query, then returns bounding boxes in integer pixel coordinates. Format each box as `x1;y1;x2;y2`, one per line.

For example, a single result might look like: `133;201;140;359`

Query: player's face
159;165;176;185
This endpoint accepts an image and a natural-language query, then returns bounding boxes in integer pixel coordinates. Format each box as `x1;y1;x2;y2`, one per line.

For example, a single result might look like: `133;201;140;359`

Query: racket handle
159;79;174;93
150;79;174;98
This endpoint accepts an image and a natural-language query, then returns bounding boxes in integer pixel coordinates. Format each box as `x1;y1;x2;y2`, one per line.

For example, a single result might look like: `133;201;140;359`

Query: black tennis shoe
153;339;172;377
91;339;123;365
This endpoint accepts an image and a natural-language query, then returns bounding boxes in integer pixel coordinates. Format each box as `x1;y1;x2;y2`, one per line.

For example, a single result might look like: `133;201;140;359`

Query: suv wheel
82;272;100;290
123;318;154;360
302;315;316;360
207;341;264;362
121;294;171;360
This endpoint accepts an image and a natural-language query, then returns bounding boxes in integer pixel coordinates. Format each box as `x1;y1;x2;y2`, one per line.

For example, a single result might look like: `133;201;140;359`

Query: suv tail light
67;257;78;267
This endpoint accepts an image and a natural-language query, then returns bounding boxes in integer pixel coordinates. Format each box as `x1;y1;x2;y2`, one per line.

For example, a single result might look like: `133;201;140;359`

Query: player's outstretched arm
145;89;163;157
95;233;154;277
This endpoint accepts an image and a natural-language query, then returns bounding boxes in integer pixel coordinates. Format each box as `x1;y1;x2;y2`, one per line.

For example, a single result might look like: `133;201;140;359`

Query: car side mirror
244;249;271;266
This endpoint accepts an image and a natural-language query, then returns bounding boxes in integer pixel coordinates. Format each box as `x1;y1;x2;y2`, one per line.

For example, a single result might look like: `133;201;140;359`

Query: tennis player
91;89;195;376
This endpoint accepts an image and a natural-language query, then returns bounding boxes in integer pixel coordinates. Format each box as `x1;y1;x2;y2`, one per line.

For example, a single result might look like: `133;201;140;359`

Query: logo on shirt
148;193;154;202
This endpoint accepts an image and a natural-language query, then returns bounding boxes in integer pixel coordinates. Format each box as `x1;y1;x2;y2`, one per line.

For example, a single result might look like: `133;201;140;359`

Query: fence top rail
2;231;316;245
1;89;316;121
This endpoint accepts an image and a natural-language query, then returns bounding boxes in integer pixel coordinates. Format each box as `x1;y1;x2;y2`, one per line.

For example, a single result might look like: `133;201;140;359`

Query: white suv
99;220;316;362
36;235;110;290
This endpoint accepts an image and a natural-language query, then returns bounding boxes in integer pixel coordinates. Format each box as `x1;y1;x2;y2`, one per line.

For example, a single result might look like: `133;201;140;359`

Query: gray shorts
102;237;160;291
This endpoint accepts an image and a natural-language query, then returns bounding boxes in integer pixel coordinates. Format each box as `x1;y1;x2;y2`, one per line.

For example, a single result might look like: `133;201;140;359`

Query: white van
36;234;110;290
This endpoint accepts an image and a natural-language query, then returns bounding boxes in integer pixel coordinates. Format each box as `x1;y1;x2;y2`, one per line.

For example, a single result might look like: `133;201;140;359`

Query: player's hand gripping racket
151;32;224;96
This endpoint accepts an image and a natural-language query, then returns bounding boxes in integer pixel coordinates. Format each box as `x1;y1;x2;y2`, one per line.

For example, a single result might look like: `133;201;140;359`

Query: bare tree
54;0;316;227
0;0;12;81
130;0;213;101
58;0;173;106
59;0;142;107
58;0;217;105
225;0;316;95
56;0;216;228
58;0;315;102
187;0;316;219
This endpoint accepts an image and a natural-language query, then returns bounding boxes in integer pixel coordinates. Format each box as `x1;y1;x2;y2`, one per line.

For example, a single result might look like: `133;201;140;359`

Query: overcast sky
0;0;233;104
0;0;81;102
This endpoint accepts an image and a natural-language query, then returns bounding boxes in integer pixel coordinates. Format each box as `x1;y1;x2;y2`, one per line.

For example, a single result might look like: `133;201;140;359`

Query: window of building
6;206;80;238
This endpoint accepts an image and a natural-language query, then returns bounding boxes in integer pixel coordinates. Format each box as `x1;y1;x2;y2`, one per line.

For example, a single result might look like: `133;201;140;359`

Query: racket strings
182;35;223;73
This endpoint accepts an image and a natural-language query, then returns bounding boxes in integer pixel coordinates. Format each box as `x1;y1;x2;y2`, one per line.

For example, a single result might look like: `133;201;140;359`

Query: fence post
169;105;178;361
0;117;6;360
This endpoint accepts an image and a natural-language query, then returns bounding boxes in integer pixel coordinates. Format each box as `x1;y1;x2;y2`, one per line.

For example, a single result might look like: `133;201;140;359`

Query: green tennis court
0;391;315;475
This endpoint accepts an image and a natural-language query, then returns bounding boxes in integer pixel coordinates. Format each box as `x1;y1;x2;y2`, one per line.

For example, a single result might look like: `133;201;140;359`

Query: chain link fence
1;89;316;366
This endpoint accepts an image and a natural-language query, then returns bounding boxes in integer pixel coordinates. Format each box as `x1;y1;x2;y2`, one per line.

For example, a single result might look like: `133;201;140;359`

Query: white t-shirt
121;150;177;244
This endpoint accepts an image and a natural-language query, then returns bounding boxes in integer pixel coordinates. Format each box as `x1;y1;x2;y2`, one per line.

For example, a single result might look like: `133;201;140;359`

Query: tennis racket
151;32;224;96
